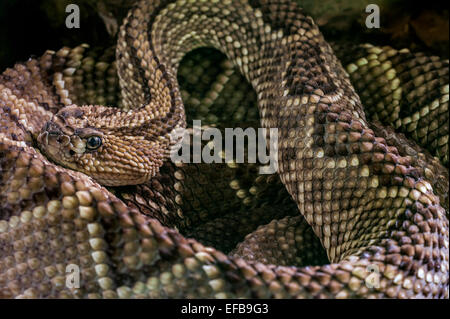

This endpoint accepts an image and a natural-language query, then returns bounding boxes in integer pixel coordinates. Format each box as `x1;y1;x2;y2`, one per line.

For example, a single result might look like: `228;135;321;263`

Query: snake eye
86;136;102;150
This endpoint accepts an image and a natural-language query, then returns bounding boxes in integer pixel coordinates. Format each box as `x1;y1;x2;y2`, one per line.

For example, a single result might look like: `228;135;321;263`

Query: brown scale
336;44;449;165
0;0;449;299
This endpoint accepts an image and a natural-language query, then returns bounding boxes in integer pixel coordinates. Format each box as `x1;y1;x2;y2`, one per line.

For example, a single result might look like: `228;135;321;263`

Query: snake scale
0;0;449;298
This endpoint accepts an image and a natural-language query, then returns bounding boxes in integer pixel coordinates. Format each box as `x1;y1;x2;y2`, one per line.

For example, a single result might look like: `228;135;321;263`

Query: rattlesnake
0;0;448;298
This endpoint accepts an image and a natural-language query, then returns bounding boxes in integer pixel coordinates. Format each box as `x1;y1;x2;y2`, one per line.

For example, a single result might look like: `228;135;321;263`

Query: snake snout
38;121;72;155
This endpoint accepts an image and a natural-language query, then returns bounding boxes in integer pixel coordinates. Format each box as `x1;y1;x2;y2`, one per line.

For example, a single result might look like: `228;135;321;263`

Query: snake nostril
46;123;62;137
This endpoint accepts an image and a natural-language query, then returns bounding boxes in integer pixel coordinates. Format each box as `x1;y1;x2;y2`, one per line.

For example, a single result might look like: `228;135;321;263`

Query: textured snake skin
0;0;448;298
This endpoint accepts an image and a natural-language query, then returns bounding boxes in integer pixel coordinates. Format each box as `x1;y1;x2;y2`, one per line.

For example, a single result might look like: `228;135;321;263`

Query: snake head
37;105;165;186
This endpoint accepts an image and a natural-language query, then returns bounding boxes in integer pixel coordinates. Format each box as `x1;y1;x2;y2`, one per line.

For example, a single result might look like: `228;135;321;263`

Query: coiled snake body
0;0;448;298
